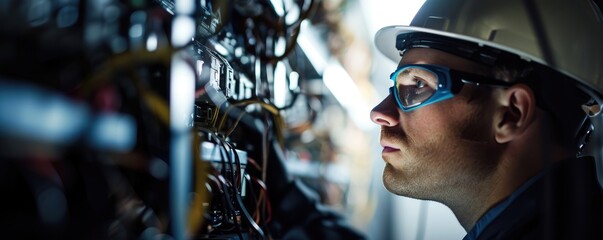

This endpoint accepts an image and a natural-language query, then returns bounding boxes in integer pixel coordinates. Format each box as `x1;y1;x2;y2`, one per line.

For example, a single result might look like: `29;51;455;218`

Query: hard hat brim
374;25;544;66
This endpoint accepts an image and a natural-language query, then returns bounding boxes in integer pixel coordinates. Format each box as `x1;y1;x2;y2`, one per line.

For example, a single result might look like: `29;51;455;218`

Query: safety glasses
389;64;513;111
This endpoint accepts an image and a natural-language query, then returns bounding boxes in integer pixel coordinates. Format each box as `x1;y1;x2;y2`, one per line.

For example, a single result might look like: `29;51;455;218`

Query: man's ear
494;84;537;143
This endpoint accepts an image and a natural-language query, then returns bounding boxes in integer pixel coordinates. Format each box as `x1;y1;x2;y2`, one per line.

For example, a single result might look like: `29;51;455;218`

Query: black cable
215;173;244;239
221;137;266;239
217;137;238;189
235;187;266;239
244;173;260;220
224;140;243;190
216;135;267;239
276;88;301;110
213;173;243;238
216;137;242;239
211;136;243;237
246;0;316;63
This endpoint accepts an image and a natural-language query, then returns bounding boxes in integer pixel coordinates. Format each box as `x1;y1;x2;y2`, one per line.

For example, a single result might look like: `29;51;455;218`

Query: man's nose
370;94;400;127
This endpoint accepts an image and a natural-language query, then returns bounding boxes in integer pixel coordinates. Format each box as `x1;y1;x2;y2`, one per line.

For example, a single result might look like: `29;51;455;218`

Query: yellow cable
141;90;170;126
80;48;173;96
215;99;285;146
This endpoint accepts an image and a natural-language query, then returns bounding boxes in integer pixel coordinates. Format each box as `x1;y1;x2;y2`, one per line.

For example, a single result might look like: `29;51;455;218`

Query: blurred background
0;0;468;239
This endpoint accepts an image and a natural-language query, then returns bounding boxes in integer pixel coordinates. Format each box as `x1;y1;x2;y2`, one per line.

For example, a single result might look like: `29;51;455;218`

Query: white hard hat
375;0;603;97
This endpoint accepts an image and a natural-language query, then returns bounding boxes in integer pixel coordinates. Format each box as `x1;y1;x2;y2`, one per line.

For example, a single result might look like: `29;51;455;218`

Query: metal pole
170;0;196;238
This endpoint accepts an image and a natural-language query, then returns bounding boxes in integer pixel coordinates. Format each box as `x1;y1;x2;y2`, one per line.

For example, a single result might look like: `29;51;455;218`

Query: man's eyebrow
396;68;438;88
408;68;436;80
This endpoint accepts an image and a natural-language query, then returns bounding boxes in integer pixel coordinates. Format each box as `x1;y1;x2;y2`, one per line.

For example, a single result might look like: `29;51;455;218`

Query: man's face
371;48;500;200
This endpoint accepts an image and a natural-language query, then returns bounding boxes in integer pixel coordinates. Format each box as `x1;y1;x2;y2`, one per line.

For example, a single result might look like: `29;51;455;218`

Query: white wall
394;198;466;240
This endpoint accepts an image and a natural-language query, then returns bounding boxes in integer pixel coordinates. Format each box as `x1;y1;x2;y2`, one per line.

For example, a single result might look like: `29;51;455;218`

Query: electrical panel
0;0;365;239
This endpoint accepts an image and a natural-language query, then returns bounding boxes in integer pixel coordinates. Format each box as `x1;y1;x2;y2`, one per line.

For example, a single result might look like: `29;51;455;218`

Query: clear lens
393;66;438;108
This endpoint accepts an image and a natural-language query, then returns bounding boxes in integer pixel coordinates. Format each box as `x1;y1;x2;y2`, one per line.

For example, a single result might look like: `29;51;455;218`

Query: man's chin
382;164;418;197
382;164;399;193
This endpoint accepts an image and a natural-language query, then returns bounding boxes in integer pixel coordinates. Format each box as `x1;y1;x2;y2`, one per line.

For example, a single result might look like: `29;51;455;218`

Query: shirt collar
463;172;544;240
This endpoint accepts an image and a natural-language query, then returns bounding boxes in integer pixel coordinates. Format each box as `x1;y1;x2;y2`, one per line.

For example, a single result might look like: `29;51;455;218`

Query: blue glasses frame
389;64;513;112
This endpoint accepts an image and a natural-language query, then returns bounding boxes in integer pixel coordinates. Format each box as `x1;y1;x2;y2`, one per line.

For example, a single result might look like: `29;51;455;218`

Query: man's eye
415;79;426;88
